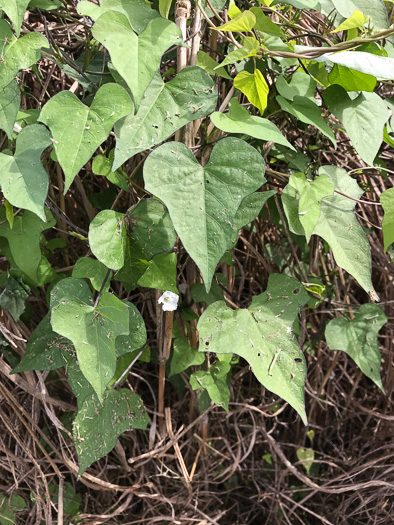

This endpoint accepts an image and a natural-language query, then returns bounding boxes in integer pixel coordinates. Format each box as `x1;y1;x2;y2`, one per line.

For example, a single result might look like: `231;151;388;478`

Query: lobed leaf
284;166;378;300
115;199;177;287
289;172;335;242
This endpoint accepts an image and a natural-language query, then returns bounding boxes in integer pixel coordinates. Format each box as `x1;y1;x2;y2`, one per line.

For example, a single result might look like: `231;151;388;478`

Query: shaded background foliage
0;0;393;524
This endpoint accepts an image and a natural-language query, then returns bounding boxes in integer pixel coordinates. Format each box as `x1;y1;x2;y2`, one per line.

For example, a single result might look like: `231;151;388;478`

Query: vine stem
158;310;174;437
114;344;148;387
93;269;111;308
265;168;382;206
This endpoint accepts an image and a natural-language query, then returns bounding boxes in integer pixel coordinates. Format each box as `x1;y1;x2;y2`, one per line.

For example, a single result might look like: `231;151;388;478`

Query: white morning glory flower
158;291;179;312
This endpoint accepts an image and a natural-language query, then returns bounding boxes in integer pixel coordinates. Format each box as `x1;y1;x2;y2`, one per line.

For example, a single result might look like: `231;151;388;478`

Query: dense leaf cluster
0;0;392;478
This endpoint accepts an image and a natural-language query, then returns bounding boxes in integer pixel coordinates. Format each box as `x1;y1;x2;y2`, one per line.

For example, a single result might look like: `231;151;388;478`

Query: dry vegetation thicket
0;1;393;524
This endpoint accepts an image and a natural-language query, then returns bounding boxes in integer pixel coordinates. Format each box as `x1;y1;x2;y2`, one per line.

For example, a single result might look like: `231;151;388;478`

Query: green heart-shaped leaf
77;0;160;34
0;208;55;282
0;0;30;35
323;85;388;165
113;67;217;169
325;304;387;392
210;98;294;151
198;274;309;423
283;165;378;300
74;389;149;475
88;210;128;270
50;279;130;400
115;199;177;287
144;138;266;291
39;83;132;192
0;124;51;221
289;172;335;242
92;13;186;110
0;22;48;91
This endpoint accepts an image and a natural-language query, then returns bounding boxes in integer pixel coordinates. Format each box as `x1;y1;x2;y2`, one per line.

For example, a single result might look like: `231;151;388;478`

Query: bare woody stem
158;310;174;437
156;0;194;439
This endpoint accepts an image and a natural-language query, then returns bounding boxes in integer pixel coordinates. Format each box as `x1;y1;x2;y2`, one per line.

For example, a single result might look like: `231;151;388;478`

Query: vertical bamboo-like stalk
157;0;192;439
174;1;191;142
55;163;70;267
158;309;174;437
